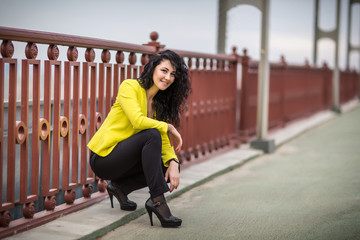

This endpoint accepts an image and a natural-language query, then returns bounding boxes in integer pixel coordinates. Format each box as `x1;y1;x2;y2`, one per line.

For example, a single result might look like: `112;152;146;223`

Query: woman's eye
161;69;167;73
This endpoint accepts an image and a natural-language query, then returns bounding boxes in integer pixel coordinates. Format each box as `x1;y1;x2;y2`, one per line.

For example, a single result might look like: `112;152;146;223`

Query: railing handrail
0;26;240;63
169;48;237;62
0;26;156;54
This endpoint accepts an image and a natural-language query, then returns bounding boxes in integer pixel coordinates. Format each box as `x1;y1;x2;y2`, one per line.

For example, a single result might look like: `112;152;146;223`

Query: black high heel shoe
145;198;182;228
107;182;137;211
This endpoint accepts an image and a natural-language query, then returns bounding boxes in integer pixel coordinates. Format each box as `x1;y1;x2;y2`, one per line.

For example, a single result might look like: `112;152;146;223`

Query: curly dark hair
138;50;191;127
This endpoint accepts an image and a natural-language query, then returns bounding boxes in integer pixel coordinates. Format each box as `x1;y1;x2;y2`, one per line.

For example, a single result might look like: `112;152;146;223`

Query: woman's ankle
152;194;171;218
152;194;165;202
109;181;128;202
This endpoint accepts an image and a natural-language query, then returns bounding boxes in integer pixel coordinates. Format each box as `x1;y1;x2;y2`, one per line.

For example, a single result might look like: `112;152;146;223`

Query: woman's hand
167;124;183;153
165;160;180;192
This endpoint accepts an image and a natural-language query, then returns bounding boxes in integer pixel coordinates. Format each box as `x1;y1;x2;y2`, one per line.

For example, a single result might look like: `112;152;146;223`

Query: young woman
88;50;191;228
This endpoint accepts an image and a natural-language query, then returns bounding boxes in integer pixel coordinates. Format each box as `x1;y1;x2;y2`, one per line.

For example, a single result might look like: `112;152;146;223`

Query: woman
88;50;191;228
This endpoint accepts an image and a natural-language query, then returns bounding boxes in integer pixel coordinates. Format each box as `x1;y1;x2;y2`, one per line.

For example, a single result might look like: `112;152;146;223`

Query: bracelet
169;158;180;164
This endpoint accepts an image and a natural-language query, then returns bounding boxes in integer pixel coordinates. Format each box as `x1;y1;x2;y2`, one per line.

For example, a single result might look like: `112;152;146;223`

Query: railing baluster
127;52;137;80
19;58;29;205
87;61;97;181
43;48;61;210
0;57;4;222
98;52;106;122
19;43;41;220
42;59;52;198
49;45;62;200
71;59;80;187
100;50;112;116
81;48;95;195
113;51;126;105
63;46;78;204
0;40;17;227
7;58;16;209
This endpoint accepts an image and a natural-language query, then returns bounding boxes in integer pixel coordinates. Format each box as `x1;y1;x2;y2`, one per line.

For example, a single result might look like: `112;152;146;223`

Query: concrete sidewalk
5;99;359;240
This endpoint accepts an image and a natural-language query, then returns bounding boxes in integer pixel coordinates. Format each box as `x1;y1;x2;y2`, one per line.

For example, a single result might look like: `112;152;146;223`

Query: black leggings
90;128;170;198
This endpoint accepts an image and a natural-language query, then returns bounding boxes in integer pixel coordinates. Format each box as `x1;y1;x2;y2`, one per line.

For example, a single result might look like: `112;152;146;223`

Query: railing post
185;57;194;161
279;55;287;127
231;46;241;147
143;31;165;52
355;69;360;100
239;48;250;142
322;62;332;109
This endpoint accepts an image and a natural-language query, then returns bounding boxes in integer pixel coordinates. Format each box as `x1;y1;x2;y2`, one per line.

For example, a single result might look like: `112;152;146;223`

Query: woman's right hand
167;124;183;153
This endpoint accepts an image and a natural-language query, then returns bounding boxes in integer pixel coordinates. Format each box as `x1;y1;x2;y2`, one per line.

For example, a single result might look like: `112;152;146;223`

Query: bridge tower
217;0;275;153
346;0;360;69
313;0;341;112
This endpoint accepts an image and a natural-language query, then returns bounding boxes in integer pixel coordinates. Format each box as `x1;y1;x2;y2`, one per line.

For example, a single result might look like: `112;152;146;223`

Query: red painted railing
174;48;238;164
239;51;359;142
0;27;238;237
340;69;359;104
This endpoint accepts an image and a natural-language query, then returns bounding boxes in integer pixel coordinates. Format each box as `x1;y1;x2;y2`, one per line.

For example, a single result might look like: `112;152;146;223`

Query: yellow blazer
87;79;177;167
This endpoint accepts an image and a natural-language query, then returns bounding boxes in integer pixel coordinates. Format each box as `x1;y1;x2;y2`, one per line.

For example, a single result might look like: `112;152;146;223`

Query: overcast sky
0;0;359;70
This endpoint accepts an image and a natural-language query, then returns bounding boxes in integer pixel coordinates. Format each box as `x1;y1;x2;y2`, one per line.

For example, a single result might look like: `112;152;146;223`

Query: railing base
331;105;342;114
250;139;275;154
0;191;108;239
181;144;237;169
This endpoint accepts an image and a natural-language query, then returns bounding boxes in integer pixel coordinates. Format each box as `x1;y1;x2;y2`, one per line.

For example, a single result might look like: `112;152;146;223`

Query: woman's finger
175;136;183;152
170;179;177;192
174;179;179;189
170;182;175;192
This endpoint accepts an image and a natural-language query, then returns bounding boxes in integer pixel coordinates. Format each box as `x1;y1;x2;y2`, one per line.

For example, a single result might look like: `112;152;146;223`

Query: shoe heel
109;192;114;208
146;207;154;226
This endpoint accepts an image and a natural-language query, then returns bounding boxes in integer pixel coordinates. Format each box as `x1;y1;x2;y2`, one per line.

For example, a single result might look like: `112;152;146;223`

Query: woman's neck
146;85;159;102
146;85;158;118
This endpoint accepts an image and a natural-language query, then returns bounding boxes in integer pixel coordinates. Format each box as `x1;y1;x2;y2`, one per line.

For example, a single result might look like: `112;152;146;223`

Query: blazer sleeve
161;131;178;167
118;80;168;134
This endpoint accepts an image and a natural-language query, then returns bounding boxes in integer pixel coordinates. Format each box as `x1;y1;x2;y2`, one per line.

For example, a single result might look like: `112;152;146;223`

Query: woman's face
152;59;176;91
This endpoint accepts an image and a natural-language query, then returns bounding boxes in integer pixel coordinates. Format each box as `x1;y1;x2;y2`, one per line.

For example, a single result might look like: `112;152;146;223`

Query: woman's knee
144;128;161;139
141;128;161;147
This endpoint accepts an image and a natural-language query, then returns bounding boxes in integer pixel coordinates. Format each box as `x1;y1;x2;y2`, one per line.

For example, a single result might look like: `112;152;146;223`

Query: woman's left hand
165;160;180;193
167;124;182;153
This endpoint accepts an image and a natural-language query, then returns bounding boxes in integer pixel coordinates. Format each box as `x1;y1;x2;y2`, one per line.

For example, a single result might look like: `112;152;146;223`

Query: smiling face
152;59;176;91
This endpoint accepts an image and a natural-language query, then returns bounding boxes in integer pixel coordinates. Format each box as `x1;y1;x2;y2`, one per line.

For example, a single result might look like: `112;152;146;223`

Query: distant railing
0;27;238;237
239;51;359;142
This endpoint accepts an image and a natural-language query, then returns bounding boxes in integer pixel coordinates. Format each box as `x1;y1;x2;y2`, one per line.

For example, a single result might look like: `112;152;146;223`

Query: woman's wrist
169;158;179;165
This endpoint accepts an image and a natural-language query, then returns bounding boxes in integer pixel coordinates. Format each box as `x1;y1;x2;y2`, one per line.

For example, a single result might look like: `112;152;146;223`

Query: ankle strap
153;200;166;207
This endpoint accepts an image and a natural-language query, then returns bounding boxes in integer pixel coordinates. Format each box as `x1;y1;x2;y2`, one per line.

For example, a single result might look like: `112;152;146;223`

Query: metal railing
0;27;238;237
